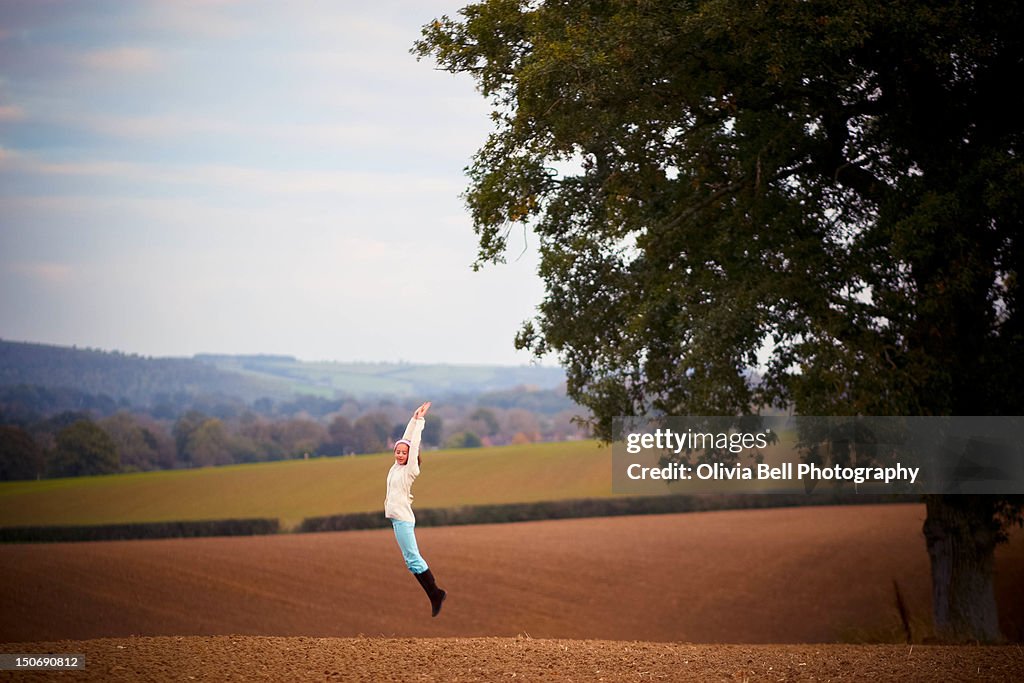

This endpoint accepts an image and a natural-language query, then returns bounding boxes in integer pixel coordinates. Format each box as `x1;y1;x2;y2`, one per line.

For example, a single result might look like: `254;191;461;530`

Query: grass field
0;440;609;528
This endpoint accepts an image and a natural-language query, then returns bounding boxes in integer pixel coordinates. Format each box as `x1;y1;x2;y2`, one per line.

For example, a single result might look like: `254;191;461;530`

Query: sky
0;0;552;366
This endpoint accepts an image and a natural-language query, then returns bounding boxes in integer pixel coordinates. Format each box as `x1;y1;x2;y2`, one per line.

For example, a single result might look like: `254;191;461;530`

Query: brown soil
1;637;1022;681
1;505;1022;680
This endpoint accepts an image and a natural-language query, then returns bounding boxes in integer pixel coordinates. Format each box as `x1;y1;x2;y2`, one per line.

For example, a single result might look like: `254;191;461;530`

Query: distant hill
195;353;566;399
0;340;290;406
0;340;566;407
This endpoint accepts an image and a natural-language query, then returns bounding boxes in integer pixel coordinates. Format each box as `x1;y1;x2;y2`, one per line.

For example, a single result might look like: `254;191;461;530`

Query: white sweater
384;416;425;523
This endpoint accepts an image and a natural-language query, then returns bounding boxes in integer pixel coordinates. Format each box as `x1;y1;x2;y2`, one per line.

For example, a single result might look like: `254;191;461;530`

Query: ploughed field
2;637;1021;682
2;505;1022;680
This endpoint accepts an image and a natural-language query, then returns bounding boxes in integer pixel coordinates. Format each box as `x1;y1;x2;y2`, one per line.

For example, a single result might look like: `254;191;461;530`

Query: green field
0;441;609;529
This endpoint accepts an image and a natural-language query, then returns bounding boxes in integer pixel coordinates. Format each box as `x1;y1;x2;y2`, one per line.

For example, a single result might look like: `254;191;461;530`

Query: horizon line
0;337;565;370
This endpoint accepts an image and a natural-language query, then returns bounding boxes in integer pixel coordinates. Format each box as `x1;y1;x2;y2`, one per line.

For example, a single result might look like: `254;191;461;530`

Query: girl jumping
385;400;447;617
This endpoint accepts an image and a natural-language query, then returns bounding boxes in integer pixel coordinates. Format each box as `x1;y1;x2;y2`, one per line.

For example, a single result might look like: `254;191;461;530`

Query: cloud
74;113;389;147
8;261;74;285
0;105;25;121
74;113;240;139
140;1;253;40
76;47;159;73
186;164;462;196
42;102;490;161
2;149;461;198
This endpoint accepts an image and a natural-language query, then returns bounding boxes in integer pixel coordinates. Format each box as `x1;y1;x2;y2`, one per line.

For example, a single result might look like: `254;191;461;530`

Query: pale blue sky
0;1;549;365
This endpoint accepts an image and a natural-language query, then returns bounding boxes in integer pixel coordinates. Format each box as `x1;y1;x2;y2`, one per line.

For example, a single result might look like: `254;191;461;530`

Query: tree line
0;397;588;480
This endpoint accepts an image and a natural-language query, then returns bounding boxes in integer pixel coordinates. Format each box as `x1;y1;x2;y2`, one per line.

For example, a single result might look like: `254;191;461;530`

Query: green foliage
417;0;1024;641
444;430;483;448
352;413;391;454
469;407;500;435
477;385;575;414
415;0;1024;435
99;412;176;472
322;415;356;455
299;492;901;533
49;420;119;477
0;517;279;543
0;425;44;481
172;412;253;467
186;418;236;467
172;411;207;465
422;415;443;447
266;418;325;458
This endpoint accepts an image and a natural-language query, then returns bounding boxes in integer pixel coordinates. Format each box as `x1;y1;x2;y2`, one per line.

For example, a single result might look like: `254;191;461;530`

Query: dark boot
414;568;447;617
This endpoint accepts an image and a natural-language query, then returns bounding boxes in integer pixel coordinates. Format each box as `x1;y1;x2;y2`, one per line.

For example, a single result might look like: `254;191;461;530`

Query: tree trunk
922;494;1003;642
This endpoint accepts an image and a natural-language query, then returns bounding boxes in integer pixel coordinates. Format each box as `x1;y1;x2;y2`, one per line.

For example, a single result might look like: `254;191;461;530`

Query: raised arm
402;401;431;438
404;402;430;476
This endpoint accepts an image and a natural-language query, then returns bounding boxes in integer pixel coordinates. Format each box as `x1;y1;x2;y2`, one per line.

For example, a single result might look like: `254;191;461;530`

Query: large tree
415;0;1023;641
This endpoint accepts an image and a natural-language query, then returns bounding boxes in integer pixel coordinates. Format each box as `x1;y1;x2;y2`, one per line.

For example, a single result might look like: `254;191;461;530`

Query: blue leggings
391;519;428;574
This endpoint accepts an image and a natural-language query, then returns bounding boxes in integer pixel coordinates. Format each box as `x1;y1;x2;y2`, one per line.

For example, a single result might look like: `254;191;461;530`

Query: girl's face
394;443;410;465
